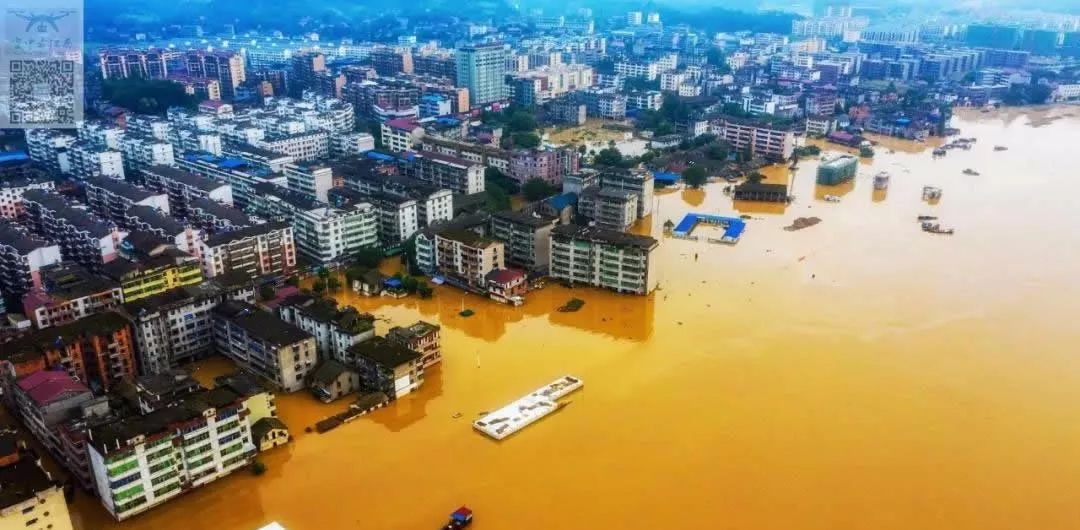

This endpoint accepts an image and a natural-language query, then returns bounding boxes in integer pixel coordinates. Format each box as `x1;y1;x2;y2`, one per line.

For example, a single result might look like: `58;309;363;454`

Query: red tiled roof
16;370;89;406
485;268;525;285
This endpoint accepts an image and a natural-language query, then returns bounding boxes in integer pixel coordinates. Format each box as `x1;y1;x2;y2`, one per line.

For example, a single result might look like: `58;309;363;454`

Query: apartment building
119;135;175;172
184;50;246;99
256;131;330;162
407;151;485;195
21;190;127;271
387;321;442;368
434;229;505;288
0;221;62;300
0;430;75;530
102;248;203;302
549;225;659;295
97;48;178;79
176;153;284;210
21;263;124;329
490;210;557;273
578;187;639;232
596;166;654;218
123;206;204;259
186;197;252;234
614;61;661;80
289;202;379;265
715;117;796;161
278;294;376;363
84;176;171;224
141;165;233;218
25;129;76;174
0;176;55;220
573;87;628;119
199;222;295;279
87;386;256;520
347;337;424;399
69;145;125;180
508;147;581;185
8;371;94;478
456;43;509;107
213;301;317;393
626;90;663;111
124;278;255;375
419;136;512;174
284;163;334;203
337;159;454;227
381;119;426;153
4;312;137;392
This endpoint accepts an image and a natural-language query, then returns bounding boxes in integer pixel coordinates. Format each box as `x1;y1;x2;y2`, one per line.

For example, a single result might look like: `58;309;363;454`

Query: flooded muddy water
67;106;1080;530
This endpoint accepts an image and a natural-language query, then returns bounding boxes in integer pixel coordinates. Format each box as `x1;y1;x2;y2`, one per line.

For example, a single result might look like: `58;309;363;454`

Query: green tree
101;78;198;115
682;166;708;188
746;172;765;184
706;143;730;160
312;280;326;295
594;147;624;167
258;284;276;301
417;283;434;298
327;277;341;291
654;121;675;136
285;276;300;287
522;178;557;201
366;120;384;148
512;132;541;149
354;246;384;268
507;111;537;133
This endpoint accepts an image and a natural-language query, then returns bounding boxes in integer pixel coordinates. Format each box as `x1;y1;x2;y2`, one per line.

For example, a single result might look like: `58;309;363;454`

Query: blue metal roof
653;171;679;184
365;151;396;162
545;192;577;211
673;213;745;241
218;158;247;169
0;151;30;164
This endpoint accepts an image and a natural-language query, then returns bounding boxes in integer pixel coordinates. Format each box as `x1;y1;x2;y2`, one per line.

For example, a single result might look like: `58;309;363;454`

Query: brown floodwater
65;107;1080;530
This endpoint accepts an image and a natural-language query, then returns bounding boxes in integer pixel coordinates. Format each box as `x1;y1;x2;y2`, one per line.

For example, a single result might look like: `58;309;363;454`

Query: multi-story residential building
284;163;334;203
141;165;233;218
596;166;654;219
346;336;424;399
434;229;504;288
805;89;839;116
549;225;659;295
337;159;454;227
371;47;414;76
615;61;661;80
573;87;628;119
386;321;441;368
257;131;330;162
213;301;317;392
69;145;125;180
0;430;75;530
4;312;137;392
290;51;327;97
123;277;255;374
0;175;54;220
102;248;204;302
419;136;512;174
77;122;124;150
25;129;76;175
715;117;796;161
0;221;62;301
123;206;205;259
8;371;94;478
186;198;252;235
490;210;557;273
21;190;128;271
119;135;175;173
84;176;171;225
290;202;379;265
87;386;257;521
185;50;246;99
456;43;509;107
278;294;375;363
97;48;178;79
507;64;594;106
578;187;639;232
419;94;453;118
362;191;420;248
199;222;294;279
176;153;285;210
381;118;426;153
413;50;458;83
21;263;124;329
508;147;581;185
407;151;485;195
626;90;663;111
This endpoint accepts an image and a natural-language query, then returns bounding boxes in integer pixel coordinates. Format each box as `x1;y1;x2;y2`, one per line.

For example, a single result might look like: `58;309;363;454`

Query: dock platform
473;376;583;440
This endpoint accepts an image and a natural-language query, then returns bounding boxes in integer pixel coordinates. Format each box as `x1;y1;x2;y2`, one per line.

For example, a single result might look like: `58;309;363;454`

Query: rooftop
84;176;160;202
22;190;118;235
126;205;188;234
15;370;91;407
4;312;132;368
143;165;226;192
203;220;287;247
0;220;54;254
551;224;659;250
214;301;313;347
309;359;351;385
347;336;421;369
89;387;243;454
438;228;501;249
189;197;252;226
37;263;120;301
0;452;57;511
492;209;558;228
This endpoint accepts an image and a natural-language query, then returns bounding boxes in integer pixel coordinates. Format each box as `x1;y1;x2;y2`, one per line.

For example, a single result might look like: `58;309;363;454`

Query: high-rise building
965;24;1023;50
290;51;327;97
98;49;179;80
626;11;643;26
549;225;659;295
456;43;509;107
184;50;245;100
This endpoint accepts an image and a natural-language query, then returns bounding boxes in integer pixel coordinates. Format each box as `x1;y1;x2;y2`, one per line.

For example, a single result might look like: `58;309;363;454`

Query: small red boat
441;506;473;529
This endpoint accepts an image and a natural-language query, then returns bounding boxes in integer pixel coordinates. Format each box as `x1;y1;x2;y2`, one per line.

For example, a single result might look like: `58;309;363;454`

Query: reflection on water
733;199;788;215
680;187;705;207
814;178;856;200
872;187;888;203
61;107;1080;530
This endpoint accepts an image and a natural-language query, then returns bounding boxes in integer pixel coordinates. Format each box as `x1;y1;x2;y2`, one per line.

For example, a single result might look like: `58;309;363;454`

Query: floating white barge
473;376;583;440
